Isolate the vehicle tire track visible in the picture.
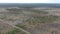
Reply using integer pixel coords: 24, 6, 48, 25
0, 20, 31, 34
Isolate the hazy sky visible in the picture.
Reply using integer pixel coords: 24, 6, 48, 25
0, 0, 60, 3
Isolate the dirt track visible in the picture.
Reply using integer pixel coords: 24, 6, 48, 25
0, 20, 31, 34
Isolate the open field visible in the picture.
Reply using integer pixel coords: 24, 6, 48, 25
0, 7, 60, 34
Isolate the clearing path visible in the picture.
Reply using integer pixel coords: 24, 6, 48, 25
0, 20, 31, 34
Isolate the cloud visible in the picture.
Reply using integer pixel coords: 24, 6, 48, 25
51, 0, 60, 3
0, 0, 59, 3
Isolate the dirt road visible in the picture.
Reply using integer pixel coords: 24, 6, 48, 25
0, 20, 31, 34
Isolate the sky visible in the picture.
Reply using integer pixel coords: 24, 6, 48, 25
0, 0, 60, 3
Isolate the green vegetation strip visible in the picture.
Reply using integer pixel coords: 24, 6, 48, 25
26, 15, 58, 25
31, 10, 48, 14
16, 24, 26, 29
5, 29, 27, 34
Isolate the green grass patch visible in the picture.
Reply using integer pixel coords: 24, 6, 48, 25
5, 29, 27, 34
26, 15, 58, 25
16, 24, 26, 29
31, 10, 48, 14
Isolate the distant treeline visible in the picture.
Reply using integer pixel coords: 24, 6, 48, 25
0, 3, 60, 8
